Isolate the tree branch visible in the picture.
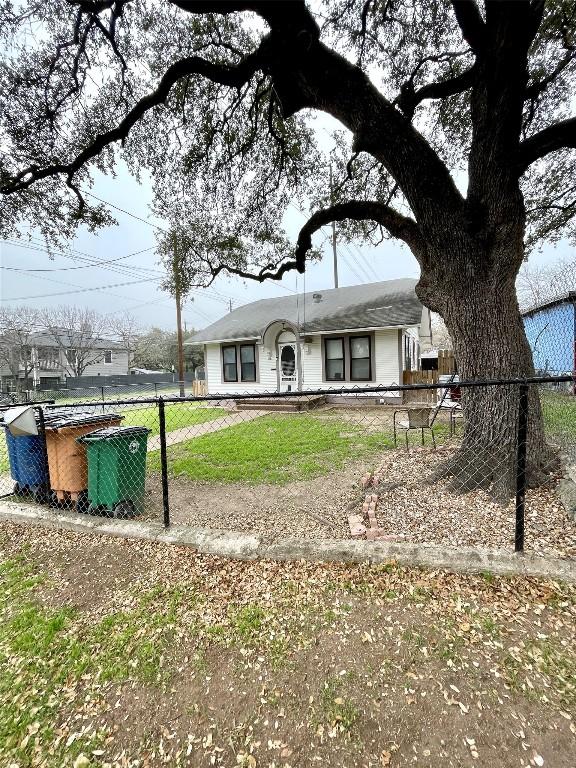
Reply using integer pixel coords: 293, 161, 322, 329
397, 64, 476, 119
295, 201, 426, 267
518, 116, 576, 171
1, 48, 264, 195
451, 0, 486, 53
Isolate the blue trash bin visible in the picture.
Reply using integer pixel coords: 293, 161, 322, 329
1, 406, 74, 503
3, 428, 49, 502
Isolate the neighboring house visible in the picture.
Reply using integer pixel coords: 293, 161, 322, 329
522, 292, 576, 375
186, 279, 431, 394
0, 330, 129, 389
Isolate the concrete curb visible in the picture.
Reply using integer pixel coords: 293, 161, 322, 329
1, 500, 575, 583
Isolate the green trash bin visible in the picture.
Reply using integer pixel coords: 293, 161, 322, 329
77, 426, 151, 518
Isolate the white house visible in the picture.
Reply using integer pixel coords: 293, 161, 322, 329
186, 279, 431, 395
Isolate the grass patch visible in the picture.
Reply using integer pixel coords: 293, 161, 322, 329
0, 431, 8, 475
0, 556, 179, 765
149, 413, 393, 484
318, 678, 359, 736
120, 402, 225, 436
502, 638, 576, 706
232, 604, 267, 639
541, 390, 576, 440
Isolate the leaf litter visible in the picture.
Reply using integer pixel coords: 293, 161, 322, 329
0, 522, 574, 767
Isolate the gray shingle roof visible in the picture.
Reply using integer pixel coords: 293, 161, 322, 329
188, 278, 422, 344
29, 330, 124, 349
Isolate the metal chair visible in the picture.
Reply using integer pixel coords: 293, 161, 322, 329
393, 406, 436, 449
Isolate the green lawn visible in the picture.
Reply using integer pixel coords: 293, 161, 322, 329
541, 390, 576, 440
119, 403, 225, 436
149, 413, 395, 484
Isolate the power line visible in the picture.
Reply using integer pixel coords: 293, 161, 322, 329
0, 242, 158, 272
4, 277, 157, 301
83, 191, 170, 233
350, 242, 380, 281
1, 239, 163, 283
342, 243, 373, 283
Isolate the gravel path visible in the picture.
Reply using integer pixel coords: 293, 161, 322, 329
147, 409, 268, 449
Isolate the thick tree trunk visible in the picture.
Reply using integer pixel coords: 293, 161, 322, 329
419, 267, 556, 499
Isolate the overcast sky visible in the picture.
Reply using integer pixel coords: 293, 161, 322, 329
1, 128, 572, 337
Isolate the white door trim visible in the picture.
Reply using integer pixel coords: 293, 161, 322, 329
278, 342, 298, 392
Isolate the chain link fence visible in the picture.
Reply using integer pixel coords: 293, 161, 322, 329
2, 380, 200, 404
0, 376, 575, 559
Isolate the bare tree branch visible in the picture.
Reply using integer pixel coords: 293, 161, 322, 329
295, 200, 425, 266
518, 116, 576, 171
396, 64, 477, 119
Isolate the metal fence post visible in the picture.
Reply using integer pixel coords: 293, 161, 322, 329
36, 405, 51, 504
515, 383, 529, 553
158, 397, 170, 528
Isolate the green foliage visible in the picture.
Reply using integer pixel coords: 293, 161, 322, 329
0, 0, 575, 269
133, 326, 204, 372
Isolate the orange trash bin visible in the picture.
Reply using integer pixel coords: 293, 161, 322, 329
45, 412, 123, 511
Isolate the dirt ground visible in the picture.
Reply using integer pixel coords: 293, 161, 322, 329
146, 456, 371, 541
145, 442, 576, 559
1, 523, 575, 768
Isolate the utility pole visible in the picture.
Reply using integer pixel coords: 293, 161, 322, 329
228, 299, 233, 313
329, 160, 339, 289
173, 234, 185, 398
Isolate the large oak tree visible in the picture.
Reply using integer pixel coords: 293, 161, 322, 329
1, 0, 575, 493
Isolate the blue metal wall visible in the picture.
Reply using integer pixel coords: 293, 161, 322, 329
523, 302, 574, 373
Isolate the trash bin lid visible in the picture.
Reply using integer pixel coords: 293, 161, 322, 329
45, 412, 123, 429
0, 405, 73, 427
77, 425, 151, 442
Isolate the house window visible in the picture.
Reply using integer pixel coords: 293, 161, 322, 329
350, 336, 371, 381
65, 348, 76, 366
222, 345, 238, 382
240, 344, 256, 382
325, 337, 345, 381
103, 350, 112, 364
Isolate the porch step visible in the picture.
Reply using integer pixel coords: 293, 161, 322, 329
234, 395, 326, 412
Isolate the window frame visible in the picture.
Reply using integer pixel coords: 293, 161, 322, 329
239, 343, 257, 382
222, 344, 238, 382
103, 350, 112, 364
324, 336, 345, 382
349, 335, 372, 382
65, 348, 76, 366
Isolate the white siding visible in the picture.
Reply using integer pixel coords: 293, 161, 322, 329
374, 329, 402, 385
301, 329, 400, 391
205, 343, 272, 394
205, 331, 402, 395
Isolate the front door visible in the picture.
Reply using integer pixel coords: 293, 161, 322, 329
278, 343, 298, 392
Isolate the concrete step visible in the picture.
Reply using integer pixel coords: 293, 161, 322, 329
234, 395, 326, 412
